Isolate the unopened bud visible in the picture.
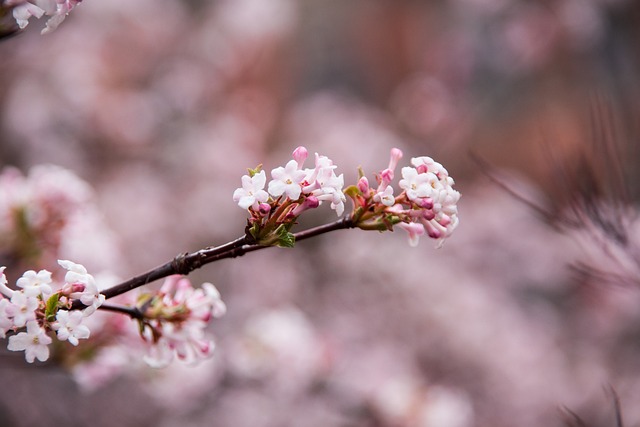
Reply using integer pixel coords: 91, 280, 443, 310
357, 176, 370, 194
292, 146, 308, 168
258, 203, 271, 216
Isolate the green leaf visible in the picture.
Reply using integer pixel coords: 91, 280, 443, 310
274, 224, 295, 248
247, 164, 263, 177
45, 293, 60, 322
344, 185, 361, 198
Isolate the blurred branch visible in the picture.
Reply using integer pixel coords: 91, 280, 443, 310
98, 303, 144, 320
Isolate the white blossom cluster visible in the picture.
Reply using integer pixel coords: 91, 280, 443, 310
396, 156, 461, 245
233, 146, 346, 216
0, 260, 103, 363
139, 275, 227, 368
355, 148, 460, 246
7, 0, 82, 34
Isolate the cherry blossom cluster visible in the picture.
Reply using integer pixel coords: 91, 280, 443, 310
136, 275, 227, 368
233, 146, 346, 246
0, 260, 103, 363
5, 0, 82, 34
346, 148, 460, 246
234, 146, 460, 247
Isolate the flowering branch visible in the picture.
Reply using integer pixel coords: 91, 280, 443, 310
0, 146, 460, 369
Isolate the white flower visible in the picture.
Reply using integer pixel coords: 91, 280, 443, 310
268, 160, 306, 200
143, 321, 214, 368
59, 260, 105, 315
9, 292, 38, 328
410, 156, 448, 178
398, 167, 439, 202
12, 2, 45, 29
11, 0, 81, 34
0, 298, 14, 338
233, 170, 269, 210
185, 282, 227, 321
143, 336, 175, 369
397, 222, 425, 247
53, 310, 90, 346
302, 154, 346, 216
374, 185, 395, 207
0, 266, 14, 298
202, 282, 227, 319
58, 259, 91, 284
7, 320, 52, 363
16, 269, 52, 298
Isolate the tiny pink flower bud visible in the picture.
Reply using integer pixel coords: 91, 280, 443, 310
258, 203, 271, 216
291, 195, 320, 217
422, 221, 442, 239
71, 283, 86, 293
388, 148, 403, 171
380, 168, 394, 185
422, 209, 435, 221
416, 165, 429, 174
437, 214, 451, 227
418, 197, 434, 209
292, 146, 308, 168
357, 176, 370, 194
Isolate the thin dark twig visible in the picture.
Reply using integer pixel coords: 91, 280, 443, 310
71, 217, 355, 309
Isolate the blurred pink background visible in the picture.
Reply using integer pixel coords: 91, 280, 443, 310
1, 0, 640, 426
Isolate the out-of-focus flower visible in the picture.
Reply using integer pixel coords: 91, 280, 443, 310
9, 0, 82, 34
137, 276, 226, 368
0, 164, 117, 274
227, 307, 327, 392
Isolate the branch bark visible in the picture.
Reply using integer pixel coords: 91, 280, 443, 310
84, 216, 354, 310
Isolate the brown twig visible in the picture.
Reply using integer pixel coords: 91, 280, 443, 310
76, 216, 355, 310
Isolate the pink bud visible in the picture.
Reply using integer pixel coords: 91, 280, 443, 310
304, 195, 320, 209
422, 209, 435, 221
290, 195, 320, 217
416, 165, 428, 174
258, 203, 271, 216
380, 168, 394, 184
437, 214, 451, 227
292, 146, 308, 168
357, 176, 370, 194
422, 221, 442, 239
418, 197, 434, 209
71, 283, 86, 293
388, 148, 403, 171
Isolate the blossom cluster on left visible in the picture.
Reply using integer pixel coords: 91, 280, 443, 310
0, 259, 102, 362
4, 0, 82, 34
